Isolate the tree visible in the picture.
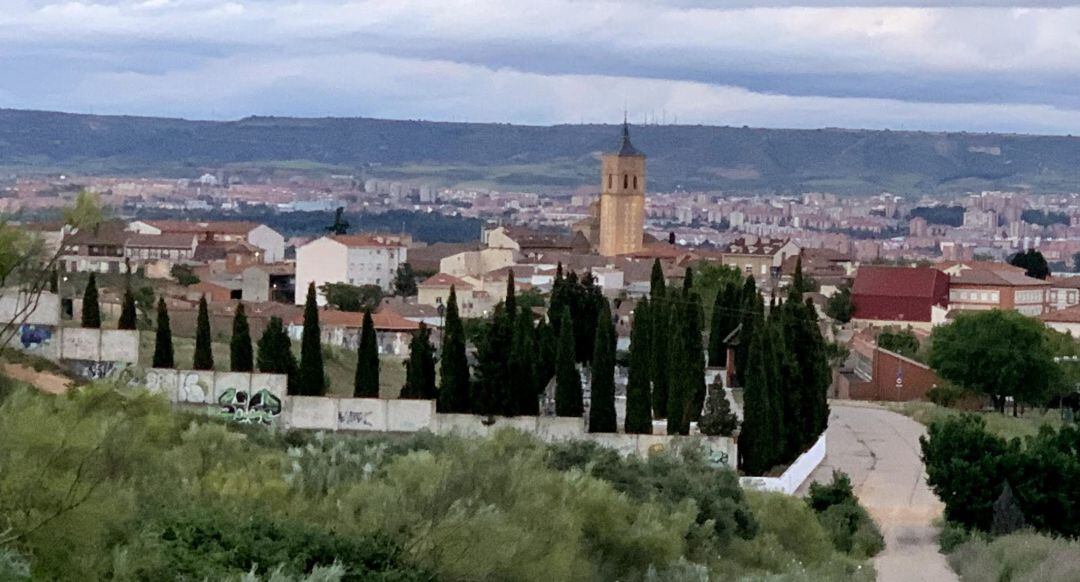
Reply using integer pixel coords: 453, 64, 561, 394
825, 286, 854, 323
929, 310, 1061, 414
81, 273, 100, 329
991, 481, 1026, 536
475, 301, 513, 415
1009, 248, 1050, 280
650, 259, 667, 299
437, 286, 471, 413
299, 282, 327, 396
258, 316, 299, 395
554, 308, 583, 417
1072, 251, 1080, 273
229, 303, 253, 372
354, 309, 380, 397
401, 323, 437, 399
739, 322, 778, 475
877, 327, 919, 358
699, 387, 739, 437
650, 260, 670, 418
193, 295, 214, 370
49, 268, 58, 294
171, 264, 199, 286
733, 277, 759, 387
320, 282, 383, 312
535, 317, 557, 391
326, 206, 350, 235
118, 286, 137, 330
625, 297, 652, 434
504, 269, 517, 322
509, 309, 539, 415
683, 266, 694, 293
667, 301, 695, 436
152, 297, 174, 368
393, 262, 418, 297
685, 290, 707, 420
589, 300, 617, 433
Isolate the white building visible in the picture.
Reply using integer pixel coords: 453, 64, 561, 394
295, 234, 408, 305
127, 220, 286, 263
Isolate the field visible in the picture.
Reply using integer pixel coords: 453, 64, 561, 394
885, 400, 1063, 441
136, 332, 407, 398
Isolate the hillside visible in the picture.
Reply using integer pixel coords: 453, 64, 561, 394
3, 109, 1080, 194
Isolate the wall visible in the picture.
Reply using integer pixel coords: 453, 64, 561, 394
0, 289, 61, 326
848, 347, 941, 402
277, 396, 738, 468
295, 237, 347, 305
144, 368, 288, 424
740, 432, 827, 494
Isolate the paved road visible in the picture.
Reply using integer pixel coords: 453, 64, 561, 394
799, 403, 958, 582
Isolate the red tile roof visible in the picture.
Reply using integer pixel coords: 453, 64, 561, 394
1041, 304, 1080, 323
419, 272, 473, 289
329, 234, 407, 248
143, 220, 261, 235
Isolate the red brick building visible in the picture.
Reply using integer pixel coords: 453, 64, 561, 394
836, 337, 942, 401
852, 266, 949, 326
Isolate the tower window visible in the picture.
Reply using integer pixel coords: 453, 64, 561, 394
623, 174, 629, 189
608, 174, 612, 189
633, 175, 638, 189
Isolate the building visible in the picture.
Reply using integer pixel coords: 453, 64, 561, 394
61, 221, 130, 274
720, 236, 800, 280
597, 122, 646, 256
127, 220, 285, 263
851, 266, 950, 327
947, 269, 1050, 316
294, 234, 408, 305
1048, 275, 1080, 312
1040, 304, 1080, 335
835, 336, 942, 401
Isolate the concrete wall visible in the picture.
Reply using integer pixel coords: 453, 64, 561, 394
0, 289, 61, 326
144, 368, 288, 424
740, 432, 827, 494
274, 397, 737, 468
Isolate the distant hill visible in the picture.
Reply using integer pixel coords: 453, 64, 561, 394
4, 109, 1080, 195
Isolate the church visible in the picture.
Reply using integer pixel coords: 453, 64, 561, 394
574, 122, 648, 257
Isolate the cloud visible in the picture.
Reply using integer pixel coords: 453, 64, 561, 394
2, 1, 1080, 132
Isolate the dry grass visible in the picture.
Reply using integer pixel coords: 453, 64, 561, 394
949, 532, 1080, 582
884, 400, 1062, 441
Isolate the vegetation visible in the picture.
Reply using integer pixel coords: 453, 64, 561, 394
554, 308, 583, 418
825, 286, 854, 323
229, 303, 254, 373
624, 297, 652, 434
118, 286, 138, 330
1009, 248, 1051, 280
908, 205, 964, 226
877, 327, 920, 359
257, 316, 300, 395
807, 472, 885, 559
0, 382, 876, 581
1022, 209, 1069, 227
400, 323, 436, 400
299, 283, 327, 396
192, 295, 214, 370
698, 387, 739, 437
81, 273, 101, 329
354, 310, 379, 398
588, 300, 617, 433
649, 260, 670, 419
436, 287, 470, 413
392, 263, 418, 297
320, 282, 383, 313
947, 532, 1080, 582
170, 263, 199, 286
151, 297, 174, 369
886, 400, 1062, 441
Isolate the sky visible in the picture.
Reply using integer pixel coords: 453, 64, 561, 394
5, 1, 1080, 133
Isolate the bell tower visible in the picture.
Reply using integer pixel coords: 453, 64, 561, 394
598, 119, 646, 256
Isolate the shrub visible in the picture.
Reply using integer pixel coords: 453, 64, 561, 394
698, 387, 739, 437
927, 384, 968, 407
948, 532, 1080, 582
807, 471, 855, 513
806, 471, 884, 559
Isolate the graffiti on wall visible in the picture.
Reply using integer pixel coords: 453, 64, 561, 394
217, 388, 282, 425
338, 409, 375, 429
178, 372, 211, 403
69, 360, 119, 380
19, 324, 53, 350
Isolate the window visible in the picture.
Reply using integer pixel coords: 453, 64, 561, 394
623, 174, 628, 189
633, 175, 638, 189
608, 174, 613, 189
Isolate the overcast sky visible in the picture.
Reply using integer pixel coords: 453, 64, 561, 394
5, 1, 1080, 133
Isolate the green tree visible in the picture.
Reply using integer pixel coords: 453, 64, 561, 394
298, 283, 326, 396
929, 310, 1061, 413
877, 327, 919, 358
258, 316, 299, 395
509, 309, 539, 415
685, 290, 707, 420
170, 264, 199, 286
401, 323, 437, 400
354, 309, 380, 397
650, 261, 670, 418
319, 282, 383, 312
504, 269, 517, 321
192, 295, 214, 370
81, 273, 100, 329
535, 317, 557, 390
824, 286, 854, 323
118, 286, 137, 330
589, 299, 617, 433
229, 303, 253, 372
1009, 248, 1051, 280
733, 277, 759, 387
699, 387, 739, 437
554, 308, 583, 417
152, 297, 174, 369
475, 301, 513, 415
393, 262, 418, 297
739, 321, 778, 475
437, 286, 471, 413
683, 266, 694, 293
625, 297, 653, 434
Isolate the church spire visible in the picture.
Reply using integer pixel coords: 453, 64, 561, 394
617, 115, 643, 157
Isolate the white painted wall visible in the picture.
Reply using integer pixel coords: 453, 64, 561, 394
295, 237, 348, 305
740, 432, 827, 494
248, 225, 286, 263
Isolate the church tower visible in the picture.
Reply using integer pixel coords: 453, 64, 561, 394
598, 120, 646, 256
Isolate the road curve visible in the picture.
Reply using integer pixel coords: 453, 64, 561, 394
799, 403, 958, 582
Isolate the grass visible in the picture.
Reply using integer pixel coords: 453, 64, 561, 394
885, 400, 1063, 441
137, 332, 406, 398
948, 531, 1080, 582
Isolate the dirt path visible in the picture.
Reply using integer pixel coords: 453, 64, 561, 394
2, 362, 73, 394
799, 403, 957, 582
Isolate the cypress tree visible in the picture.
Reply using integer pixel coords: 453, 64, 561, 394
152, 296, 174, 368
437, 286, 471, 413
230, 303, 254, 372
49, 268, 58, 294
625, 297, 653, 434
476, 301, 513, 415
401, 323, 437, 399
354, 309, 380, 397
504, 269, 517, 321
258, 316, 299, 395
509, 309, 539, 415
298, 282, 326, 396
764, 315, 789, 467
739, 322, 774, 475
733, 277, 759, 387
118, 286, 137, 330
686, 291, 708, 421
554, 307, 583, 417
193, 295, 214, 370
683, 266, 694, 293
667, 301, 692, 435
792, 255, 806, 294
707, 283, 730, 367
588, 299, 617, 433
549, 263, 566, 336
650, 259, 667, 298
535, 317, 557, 390
81, 273, 101, 328
776, 301, 803, 459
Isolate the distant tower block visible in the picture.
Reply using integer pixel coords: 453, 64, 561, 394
598, 121, 646, 257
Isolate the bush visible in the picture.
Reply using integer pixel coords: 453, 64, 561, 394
927, 384, 968, 407
807, 471, 855, 513
948, 531, 1080, 582
938, 521, 981, 554
698, 387, 739, 437
806, 471, 884, 559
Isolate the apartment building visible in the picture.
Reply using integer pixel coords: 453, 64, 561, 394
294, 234, 408, 305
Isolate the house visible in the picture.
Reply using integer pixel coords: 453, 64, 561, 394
947, 269, 1050, 316
242, 263, 296, 304
127, 220, 286, 263
720, 237, 800, 281
285, 307, 424, 356
851, 266, 950, 327
416, 272, 497, 318
484, 226, 591, 257
1048, 275, 1080, 312
1040, 304, 1080, 336
125, 233, 198, 278
61, 221, 129, 274
835, 335, 942, 401
439, 248, 515, 279
294, 234, 408, 305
